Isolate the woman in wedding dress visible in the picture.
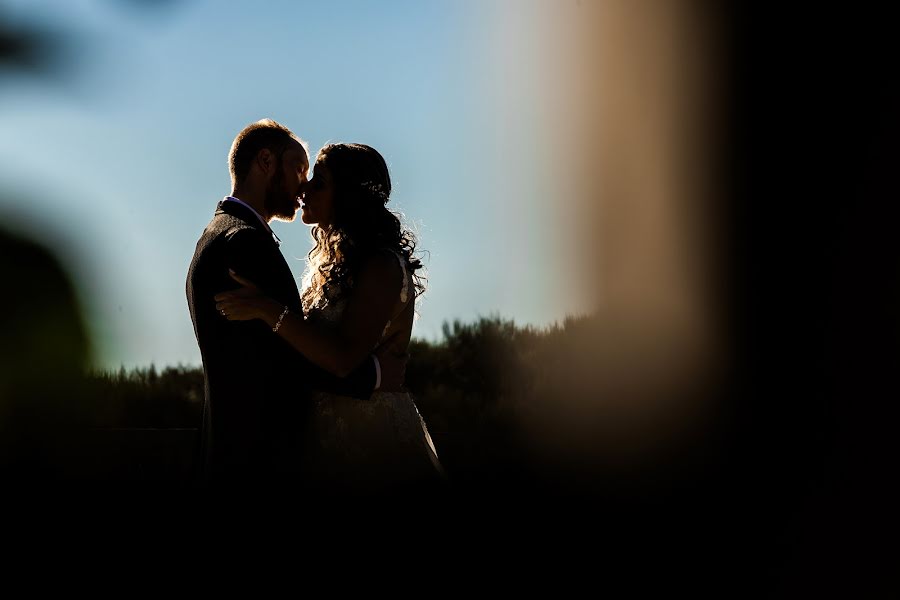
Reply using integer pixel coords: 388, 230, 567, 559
214, 142, 445, 493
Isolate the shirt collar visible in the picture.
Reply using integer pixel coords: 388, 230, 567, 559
222, 196, 281, 246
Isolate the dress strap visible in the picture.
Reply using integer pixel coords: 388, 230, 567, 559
381, 248, 409, 304
394, 251, 410, 304
379, 250, 412, 341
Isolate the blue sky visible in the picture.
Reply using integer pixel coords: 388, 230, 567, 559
0, 0, 592, 369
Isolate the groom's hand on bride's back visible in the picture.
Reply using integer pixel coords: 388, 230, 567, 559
375, 344, 409, 392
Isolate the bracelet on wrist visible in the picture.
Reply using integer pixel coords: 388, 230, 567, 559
273, 306, 290, 332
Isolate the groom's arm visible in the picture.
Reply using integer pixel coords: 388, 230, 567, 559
300, 345, 408, 399
306, 356, 379, 399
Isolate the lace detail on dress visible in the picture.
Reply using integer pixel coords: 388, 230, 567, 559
307, 387, 446, 489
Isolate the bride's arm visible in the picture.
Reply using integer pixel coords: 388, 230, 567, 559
215, 253, 403, 378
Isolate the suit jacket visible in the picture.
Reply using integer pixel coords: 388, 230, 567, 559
186, 200, 376, 487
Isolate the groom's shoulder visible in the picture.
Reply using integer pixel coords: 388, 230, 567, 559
192, 211, 271, 268
206, 212, 267, 245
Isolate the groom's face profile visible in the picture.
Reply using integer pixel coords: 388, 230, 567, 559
265, 141, 309, 222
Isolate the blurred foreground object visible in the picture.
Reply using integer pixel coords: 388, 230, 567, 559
0, 220, 93, 480
502, 0, 726, 473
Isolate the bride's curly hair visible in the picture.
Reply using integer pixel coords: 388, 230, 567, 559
301, 143, 425, 310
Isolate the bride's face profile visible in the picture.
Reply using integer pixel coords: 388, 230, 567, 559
301, 161, 336, 226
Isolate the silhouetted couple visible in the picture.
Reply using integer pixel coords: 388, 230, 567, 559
187, 119, 444, 495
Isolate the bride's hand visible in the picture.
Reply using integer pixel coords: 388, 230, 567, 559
214, 270, 281, 323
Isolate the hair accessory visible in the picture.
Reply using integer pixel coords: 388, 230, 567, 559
360, 180, 389, 202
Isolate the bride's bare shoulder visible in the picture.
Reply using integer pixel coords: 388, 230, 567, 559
359, 249, 405, 291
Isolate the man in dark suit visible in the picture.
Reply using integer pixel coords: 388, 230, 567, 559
187, 119, 390, 489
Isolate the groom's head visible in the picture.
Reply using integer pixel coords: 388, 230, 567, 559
228, 119, 309, 222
